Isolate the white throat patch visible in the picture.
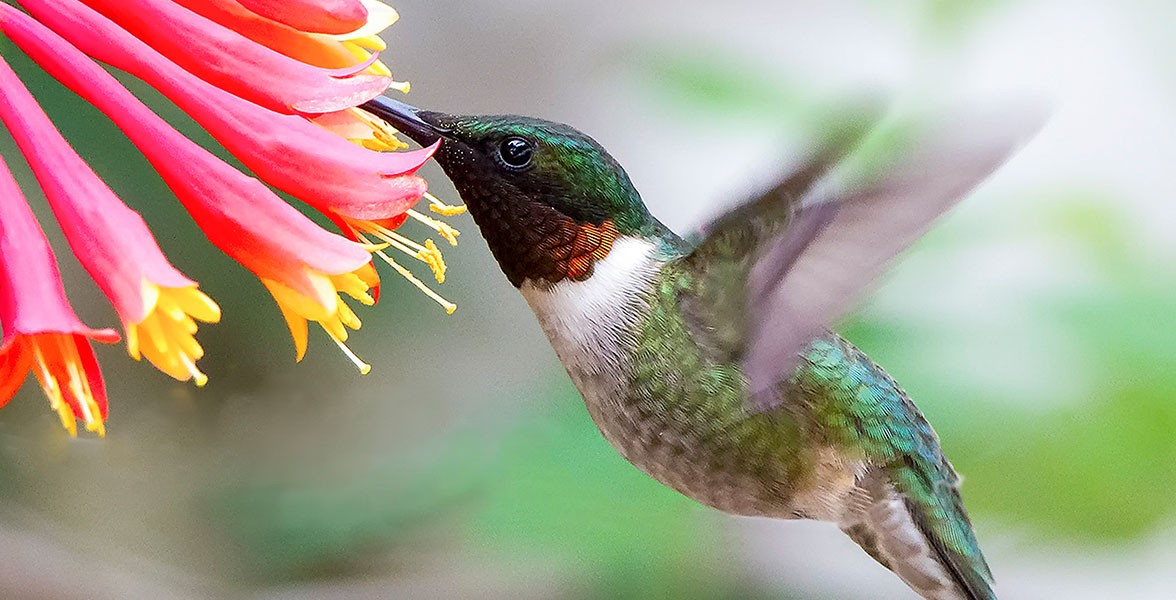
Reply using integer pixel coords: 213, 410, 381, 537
519, 236, 661, 378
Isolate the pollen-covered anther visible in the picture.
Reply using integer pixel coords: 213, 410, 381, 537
354, 221, 448, 283
407, 208, 460, 246
424, 192, 468, 217
370, 249, 457, 315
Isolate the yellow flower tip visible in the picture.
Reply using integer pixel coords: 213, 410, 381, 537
390, 80, 411, 94
348, 34, 387, 53
419, 239, 447, 283
365, 61, 393, 78
53, 400, 78, 438
125, 326, 142, 361
428, 203, 468, 217
263, 266, 378, 369
130, 284, 218, 385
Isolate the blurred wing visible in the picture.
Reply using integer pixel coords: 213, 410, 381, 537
682, 109, 1045, 412
678, 115, 880, 361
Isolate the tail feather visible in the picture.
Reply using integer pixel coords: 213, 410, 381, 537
840, 473, 995, 600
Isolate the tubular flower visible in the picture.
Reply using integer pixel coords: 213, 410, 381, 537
15, 0, 460, 308
0, 0, 463, 434
0, 53, 220, 385
0, 157, 119, 436
18, 0, 434, 238
1, 7, 381, 365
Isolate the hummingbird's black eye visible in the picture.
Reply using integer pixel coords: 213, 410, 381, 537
498, 137, 534, 169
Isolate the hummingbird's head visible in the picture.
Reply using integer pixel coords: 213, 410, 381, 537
362, 97, 658, 288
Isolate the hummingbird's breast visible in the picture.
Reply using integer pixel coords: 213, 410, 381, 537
519, 236, 835, 518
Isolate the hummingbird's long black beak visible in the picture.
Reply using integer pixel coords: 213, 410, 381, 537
360, 96, 448, 146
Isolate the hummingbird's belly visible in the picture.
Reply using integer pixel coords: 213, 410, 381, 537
520, 236, 857, 520
568, 366, 811, 520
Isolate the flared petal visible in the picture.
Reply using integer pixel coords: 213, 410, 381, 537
0, 156, 119, 346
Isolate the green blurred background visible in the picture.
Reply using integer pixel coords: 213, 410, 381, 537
1, 0, 1174, 598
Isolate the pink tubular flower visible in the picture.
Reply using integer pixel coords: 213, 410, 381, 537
0, 5, 382, 370
0, 53, 220, 386
73, 0, 391, 114
0, 0, 463, 434
19, 0, 436, 235
0, 157, 120, 437
8, 0, 458, 308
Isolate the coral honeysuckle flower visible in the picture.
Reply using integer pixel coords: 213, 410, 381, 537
73, 0, 391, 114
0, 0, 456, 434
0, 7, 382, 372
0, 157, 120, 437
0, 53, 220, 386
7, 1, 458, 309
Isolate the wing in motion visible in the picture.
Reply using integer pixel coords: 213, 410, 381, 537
682, 107, 1045, 411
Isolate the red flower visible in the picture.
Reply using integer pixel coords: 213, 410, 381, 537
0, 157, 119, 436
0, 50, 220, 386
0, 0, 463, 434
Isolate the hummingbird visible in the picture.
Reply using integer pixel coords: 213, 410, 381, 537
362, 96, 1036, 600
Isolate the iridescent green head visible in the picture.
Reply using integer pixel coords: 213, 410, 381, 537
362, 97, 658, 287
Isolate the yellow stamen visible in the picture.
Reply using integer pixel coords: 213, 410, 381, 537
424, 192, 468, 217
347, 107, 409, 151
407, 208, 461, 246
62, 351, 102, 435
329, 329, 371, 375
356, 226, 448, 283
25, 335, 108, 437
127, 283, 220, 387
30, 341, 77, 437
371, 249, 456, 314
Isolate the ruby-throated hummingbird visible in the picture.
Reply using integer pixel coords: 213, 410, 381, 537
363, 96, 1036, 600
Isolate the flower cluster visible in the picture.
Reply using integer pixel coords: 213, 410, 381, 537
0, 0, 460, 436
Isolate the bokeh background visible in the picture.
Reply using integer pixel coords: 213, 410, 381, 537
1, 0, 1175, 598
